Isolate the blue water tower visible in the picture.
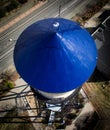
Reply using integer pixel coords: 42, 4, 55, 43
14, 18, 97, 102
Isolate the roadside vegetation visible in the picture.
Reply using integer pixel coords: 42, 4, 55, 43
0, 70, 19, 96
0, 0, 46, 19
0, 0, 28, 18
72, 0, 110, 25
0, 79, 14, 95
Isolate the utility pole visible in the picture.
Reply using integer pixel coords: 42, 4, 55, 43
59, 5, 61, 17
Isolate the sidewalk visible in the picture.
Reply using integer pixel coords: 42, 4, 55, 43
0, 0, 47, 33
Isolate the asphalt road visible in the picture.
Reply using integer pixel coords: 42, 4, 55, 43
0, 0, 90, 72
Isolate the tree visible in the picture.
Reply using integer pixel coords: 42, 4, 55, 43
6, 0, 19, 12
0, 7, 6, 18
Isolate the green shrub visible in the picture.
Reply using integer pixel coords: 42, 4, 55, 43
5, 81, 14, 89
0, 80, 14, 94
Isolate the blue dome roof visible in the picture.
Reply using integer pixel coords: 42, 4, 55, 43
14, 18, 97, 93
